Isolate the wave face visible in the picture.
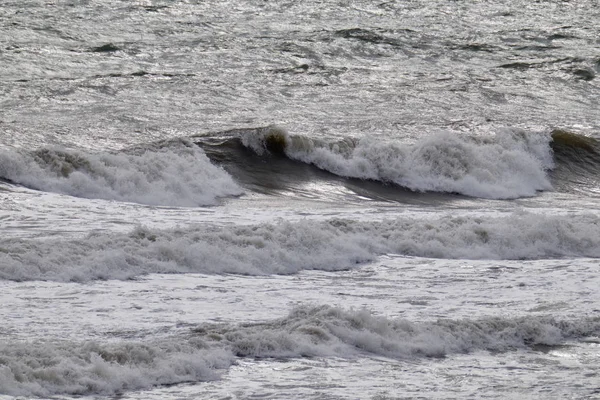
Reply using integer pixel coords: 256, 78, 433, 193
235, 126, 554, 199
2, 305, 598, 397
0, 140, 242, 206
549, 129, 600, 194
4, 128, 596, 205
2, 212, 599, 282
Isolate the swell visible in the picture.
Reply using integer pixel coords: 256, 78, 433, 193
2, 304, 598, 397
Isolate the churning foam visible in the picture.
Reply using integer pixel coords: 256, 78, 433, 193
1, 304, 598, 397
195, 304, 600, 359
0, 140, 243, 206
2, 211, 599, 282
241, 127, 555, 199
0, 339, 233, 397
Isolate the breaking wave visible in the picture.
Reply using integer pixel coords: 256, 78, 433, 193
2, 211, 600, 282
196, 304, 600, 359
4, 127, 596, 205
1, 305, 598, 397
0, 140, 242, 206
234, 126, 554, 199
0, 338, 233, 397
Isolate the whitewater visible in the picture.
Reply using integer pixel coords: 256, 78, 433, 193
1, 0, 599, 399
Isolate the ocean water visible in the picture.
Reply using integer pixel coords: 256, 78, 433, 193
1, 0, 599, 399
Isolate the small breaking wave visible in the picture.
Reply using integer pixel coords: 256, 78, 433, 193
195, 305, 600, 359
1, 305, 598, 397
2, 211, 600, 282
0, 140, 243, 206
235, 126, 554, 199
0, 338, 233, 397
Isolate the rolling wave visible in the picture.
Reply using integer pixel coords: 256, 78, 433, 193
0, 139, 242, 206
197, 126, 600, 200
198, 126, 554, 200
2, 212, 599, 282
0, 338, 232, 397
196, 304, 600, 359
2, 127, 597, 205
2, 304, 598, 397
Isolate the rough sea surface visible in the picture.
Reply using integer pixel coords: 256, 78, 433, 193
1, 1, 599, 399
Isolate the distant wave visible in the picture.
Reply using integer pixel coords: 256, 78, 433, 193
2, 211, 600, 282
204, 126, 555, 200
0, 139, 243, 206
2, 304, 598, 397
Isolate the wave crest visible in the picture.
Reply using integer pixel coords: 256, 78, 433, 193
1, 212, 599, 282
196, 305, 600, 359
3, 305, 597, 396
0, 140, 243, 206
238, 127, 554, 199
0, 339, 232, 397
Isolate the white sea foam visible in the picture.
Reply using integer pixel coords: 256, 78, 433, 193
0, 140, 243, 206
197, 305, 600, 359
242, 127, 555, 199
0, 339, 233, 397
1, 305, 598, 397
1, 211, 599, 282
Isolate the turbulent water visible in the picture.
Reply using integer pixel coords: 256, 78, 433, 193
1, 1, 600, 399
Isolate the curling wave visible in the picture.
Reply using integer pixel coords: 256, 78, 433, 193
232, 126, 555, 199
0, 140, 243, 206
549, 129, 600, 194
197, 126, 600, 200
